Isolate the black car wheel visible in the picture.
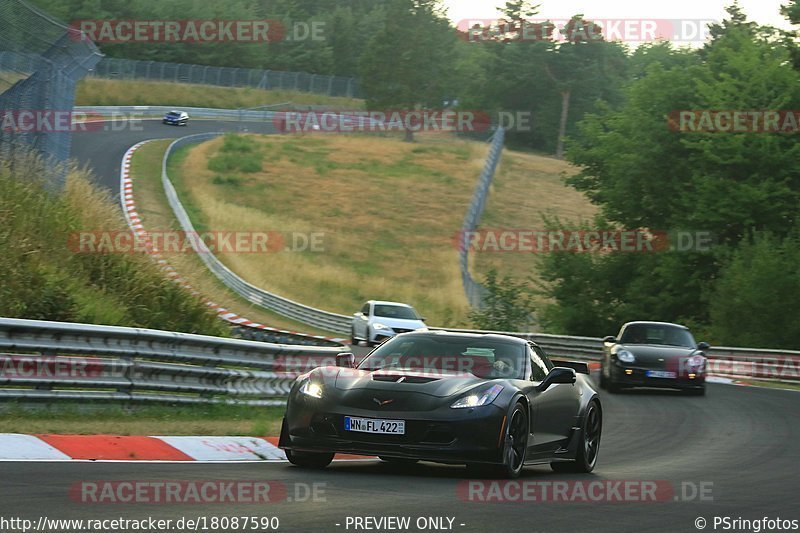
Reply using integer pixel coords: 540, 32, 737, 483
285, 449, 334, 469
465, 403, 529, 479
551, 399, 601, 473
495, 402, 529, 478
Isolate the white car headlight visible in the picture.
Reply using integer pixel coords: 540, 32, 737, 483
451, 384, 504, 409
687, 355, 706, 368
616, 349, 635, 363
372, 323, 391, 331
300, 379, 323, 398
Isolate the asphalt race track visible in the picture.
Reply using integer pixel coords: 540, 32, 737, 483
13, 119, 793, 533
70, 119, 279, 194
1, 385, 798, 532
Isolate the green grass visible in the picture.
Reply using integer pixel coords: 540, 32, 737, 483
130, 140, 342, 337
0, 150, 227, 335
166, 132, 596, 327
76, 78, 364, 109
0, 402, 285, 436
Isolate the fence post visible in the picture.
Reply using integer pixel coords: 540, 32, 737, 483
0, 0, 101, 190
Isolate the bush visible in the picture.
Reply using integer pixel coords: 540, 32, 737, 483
469, 269, 537, 331
208, 135, 263, 173
710, 233, 800, 349
219, 134, 256, 153
0, 152, 228, 336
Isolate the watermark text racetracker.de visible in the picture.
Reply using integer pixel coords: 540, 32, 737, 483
69, 231, 326, 254
71, 19, 326, 43
458, 480, 714, 503
453, 229, 716, 254
457, 18, 715, 43
0, 110, 145, 133
274, 109, 533, 133
669, 110, 800, 134
70, 480, 324, 504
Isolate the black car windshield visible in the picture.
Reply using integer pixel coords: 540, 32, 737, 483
619, 324, 696, 348
166, 112, 181, 117
358, 334, 526, 379
373, 304, 419, 320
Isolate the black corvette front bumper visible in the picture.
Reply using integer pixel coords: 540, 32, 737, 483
279, 398, 508, 464
609, 364, 705, 390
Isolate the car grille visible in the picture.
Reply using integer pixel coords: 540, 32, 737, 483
337, 390, 440, 411
392, 328, 415, 334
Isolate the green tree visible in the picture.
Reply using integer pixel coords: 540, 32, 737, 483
568, 23, 800, 244
783, 0, 800, 23
358, 0, 459, 141
710, 232, 800, 349
542, 7, 800, 341
463, 12, 628, 154
469, 269, 537, 331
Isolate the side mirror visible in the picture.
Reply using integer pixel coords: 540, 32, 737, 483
420, 317, 427, 322
603, 336, 616, 344
697, 341, 710, 351
536, 367, 576, 392
336, 352, 355, 368
353, 312, 362, 318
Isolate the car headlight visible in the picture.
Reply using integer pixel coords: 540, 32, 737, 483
687, 355, 706, 368
616, 349, 635, 363
372, 323, 391, 331
299, 379, 323, 399
451, 384, 504, 409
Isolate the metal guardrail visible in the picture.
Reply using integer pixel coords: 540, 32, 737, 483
119, 139, 347, 347
0, 317, 795, 408
0, 318, 343, 405
459, 127, 505, 308
91, 57, 361, 99
76, 104, 282, 123
75, 105, 381, 132
161, 133, 354, 335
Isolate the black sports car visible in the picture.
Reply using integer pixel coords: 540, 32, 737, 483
279, 330, 601, 478
600, 321, 709, 395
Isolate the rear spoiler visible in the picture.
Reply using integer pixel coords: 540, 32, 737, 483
550, 359, 590, 375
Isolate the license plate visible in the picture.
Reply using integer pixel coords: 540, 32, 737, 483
646, 370, 676, 379
344, 416, 405, 435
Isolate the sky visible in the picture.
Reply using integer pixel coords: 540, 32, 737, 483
443, 0, 794, 43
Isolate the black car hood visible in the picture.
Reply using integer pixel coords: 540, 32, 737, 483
621, 344, 698, 364
329, 367, 490, 398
